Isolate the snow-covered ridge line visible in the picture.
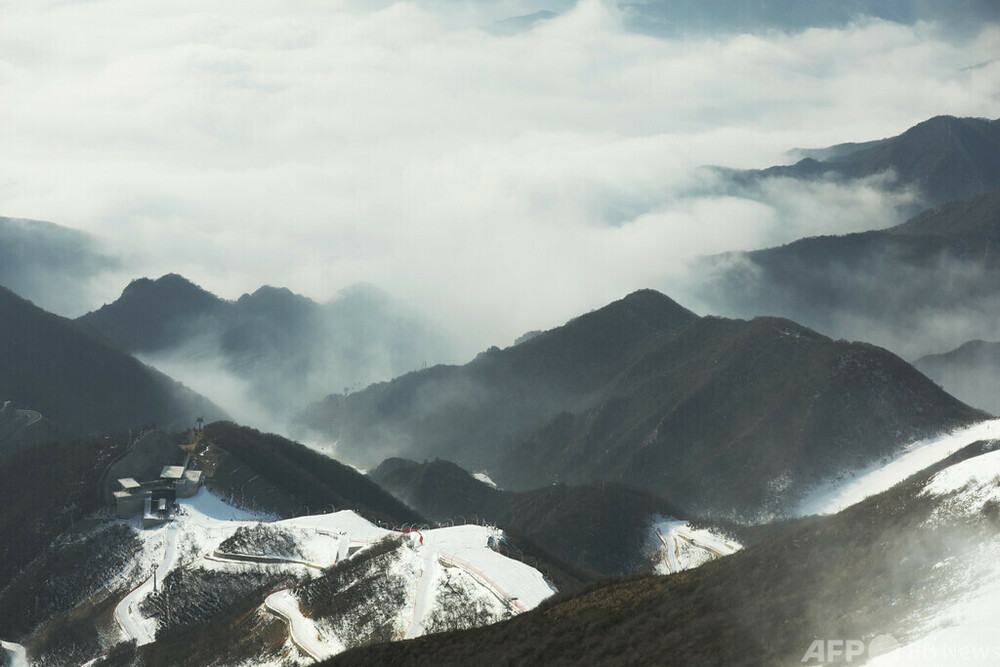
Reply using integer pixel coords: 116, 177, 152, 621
867, 436, 1000, 665
795, 419, 1000, 516
923, 446, 1000, 498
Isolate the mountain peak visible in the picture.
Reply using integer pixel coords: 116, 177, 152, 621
734, 115, 1000, 206
235, 285, 316, 321
119, 273, 213, 302
78, 274, 224, 351
619, 288, 697, 313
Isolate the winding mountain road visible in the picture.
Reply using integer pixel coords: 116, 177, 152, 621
265, 588, 341, 661
114, 524, 180, 645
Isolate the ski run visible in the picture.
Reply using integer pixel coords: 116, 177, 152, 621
86, 488, 555, 664
795, 418, 1000, 516
651, 518, 741, 574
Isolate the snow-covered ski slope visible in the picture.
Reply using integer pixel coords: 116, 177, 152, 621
114, 523, 180, 645
275, 522, 554, 658
865, 445, 1000, 666
651, 518, 740, 574
105, 488, 554, 664
795, 419, 1000, 516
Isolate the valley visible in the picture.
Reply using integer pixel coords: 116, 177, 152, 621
2, 3, 1000, 662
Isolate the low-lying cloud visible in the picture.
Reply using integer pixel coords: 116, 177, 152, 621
2, 0, 999, 357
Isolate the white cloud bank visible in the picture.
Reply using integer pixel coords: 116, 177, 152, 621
1, 0, 999, 353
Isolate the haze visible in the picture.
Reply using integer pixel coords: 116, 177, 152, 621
2, 0, 998, 358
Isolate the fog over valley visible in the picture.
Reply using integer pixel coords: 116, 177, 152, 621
3, 0, 998, 355
4, 3, 1000, 665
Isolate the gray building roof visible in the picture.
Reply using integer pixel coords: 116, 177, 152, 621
160, 465, 185, 480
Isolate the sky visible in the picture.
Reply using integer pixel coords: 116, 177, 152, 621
2, 0, 999, 356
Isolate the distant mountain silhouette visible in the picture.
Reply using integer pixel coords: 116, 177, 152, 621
370, 457, 686, 575
698, 188, 1000, 359
0, 286, 223, 436
915, 340, 1000, 416
622, 2, 1000, 39
298, 290, 982, 517
78, 275, 455, 423
720, 116, 1000, 208
0, 216, 119, 317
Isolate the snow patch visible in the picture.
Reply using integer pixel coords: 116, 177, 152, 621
795, 419, 1000, 516
919, 446, 1000, 525
1, 641, 27, 667
923, 447, 1000, 497
867, 536, 1000, 666
473, 471, 499, 489
650, 517, 740, 575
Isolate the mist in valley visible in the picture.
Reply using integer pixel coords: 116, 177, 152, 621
1, 0, 999, 435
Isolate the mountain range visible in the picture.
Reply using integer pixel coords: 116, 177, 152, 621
717, 116, 1000, 210
698, 186, 1000, 364
76, 274, 455, 427
328, 431, 1000, 666
370, 457, 687, 576
914, 339, 1000, 415
5, 110, 1000, 665
297, 289, 983, 518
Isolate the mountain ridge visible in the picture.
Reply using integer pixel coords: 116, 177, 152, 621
77, 274, 455, 426
0, 285, 224, 437
297, 289, 984, 517
722, 115, 1000, 208
698, 187, 1000, 360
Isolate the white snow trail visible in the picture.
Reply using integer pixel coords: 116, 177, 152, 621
795, 419, 1000, 516
114, 522, 180, 645
404, 538, 439, 638
264, 587, 342, 662
1, 640, 27, 667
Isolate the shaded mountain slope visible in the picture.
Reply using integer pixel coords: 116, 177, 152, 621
0, 286, 223, 436
298, 290, 981, 517
0, 432, 133, 595
495, 315, 982, 516
295, 290, 699, 468
370, 458, 686, 575
0, 400, 66, 460
76, 273, 226, 352
724, 116, 1000, 207
326, 440, 1000, 666
699, 188, 1000, 359
200, 422, 423, 527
